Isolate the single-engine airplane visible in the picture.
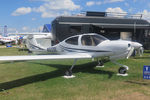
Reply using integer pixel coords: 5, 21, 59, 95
0, 33, 143, 77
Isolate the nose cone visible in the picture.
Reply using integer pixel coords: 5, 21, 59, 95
108, 40, 131, 52
131, 42, 142, 50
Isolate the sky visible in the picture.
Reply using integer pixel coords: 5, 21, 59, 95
0, 0, 150, 33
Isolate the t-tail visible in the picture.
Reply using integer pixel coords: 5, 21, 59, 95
25, 35, 49, 54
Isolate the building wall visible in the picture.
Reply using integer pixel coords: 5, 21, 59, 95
51, 16, 150, 49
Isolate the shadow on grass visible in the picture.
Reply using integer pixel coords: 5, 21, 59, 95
0, 61, 114, 91
133, 56, 150, 59
31, 61, 114, 78
18, 48, 29, 52
125, 80, 150, 86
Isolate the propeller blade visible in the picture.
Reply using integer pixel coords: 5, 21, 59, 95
127, 47, 134, 59
138, 47, 144, 57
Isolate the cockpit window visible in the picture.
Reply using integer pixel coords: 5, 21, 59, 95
81, 35, 107, 46
81, 35, 93, 46
65, 36, 78, 45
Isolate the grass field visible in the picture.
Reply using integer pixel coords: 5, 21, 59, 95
0, 48, 150, 100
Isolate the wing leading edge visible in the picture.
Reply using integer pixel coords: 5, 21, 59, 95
0, 53, 92, 61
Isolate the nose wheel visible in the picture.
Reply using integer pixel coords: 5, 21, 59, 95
117, 66, 128, 76
118, 67, 127, 74
112, 61, 129, 76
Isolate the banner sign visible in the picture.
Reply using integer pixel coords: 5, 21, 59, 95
143, 66, 150, 79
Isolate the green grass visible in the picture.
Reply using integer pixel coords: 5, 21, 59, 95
0, 48, 150, 100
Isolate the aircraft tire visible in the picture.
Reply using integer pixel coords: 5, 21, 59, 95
65, 70, 72, 76
118, 67, 127, 74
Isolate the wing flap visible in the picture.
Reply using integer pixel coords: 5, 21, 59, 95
0, 54, 92, 61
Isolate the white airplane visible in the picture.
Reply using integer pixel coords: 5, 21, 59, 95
0, 33, 143, 77
0, 35, 19, 45
9, 32, 53, 52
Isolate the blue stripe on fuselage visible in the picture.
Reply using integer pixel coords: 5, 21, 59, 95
59, 45, 111, 53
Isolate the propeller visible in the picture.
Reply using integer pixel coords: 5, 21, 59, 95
129, 41, 144, 57
138, 47, 144, 57
127, 46, 134, 59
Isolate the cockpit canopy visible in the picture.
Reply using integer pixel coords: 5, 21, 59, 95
81, 34, 107, 46
65, 33, 108, 46
65, 36, 78, 45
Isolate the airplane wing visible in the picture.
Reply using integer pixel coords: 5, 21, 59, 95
0, 53, 92, 61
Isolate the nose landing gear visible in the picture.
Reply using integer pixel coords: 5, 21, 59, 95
112, 61, 129, 76
118, 67, 127, 74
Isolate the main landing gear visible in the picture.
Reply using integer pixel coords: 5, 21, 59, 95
96, 60, 104, 68
63, 59, 77, 78
112, 61, 129, 76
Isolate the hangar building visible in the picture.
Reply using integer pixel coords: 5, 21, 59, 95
47, 12, 150, 49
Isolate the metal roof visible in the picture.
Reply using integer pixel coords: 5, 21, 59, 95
54, 16, 150, 29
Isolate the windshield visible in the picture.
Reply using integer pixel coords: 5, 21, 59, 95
65, 36, 79, 45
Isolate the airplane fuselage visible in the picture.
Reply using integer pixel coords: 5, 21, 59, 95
47, 33, 136, 60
